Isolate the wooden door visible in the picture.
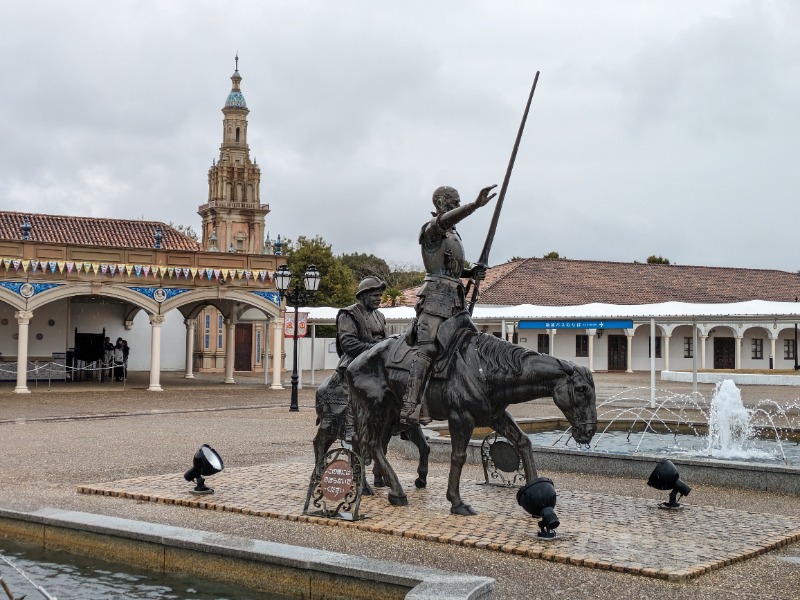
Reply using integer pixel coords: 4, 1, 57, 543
713, 338, 735, 369
234, 324, 253, 371
608, 335, 627, 371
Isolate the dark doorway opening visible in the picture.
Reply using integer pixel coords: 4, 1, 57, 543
714, 337, 735, 370
608, 335, 627, 371
234, 324, 253, 371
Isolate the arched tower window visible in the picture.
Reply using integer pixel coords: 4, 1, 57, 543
235, 127, 240, 143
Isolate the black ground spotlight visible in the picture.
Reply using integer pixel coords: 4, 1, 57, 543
184, 444, 224, 495
647, 458, 691, 509
516, 477, 560, 538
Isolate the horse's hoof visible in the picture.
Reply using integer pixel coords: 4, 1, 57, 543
414, 477, 427, 489
373, 475, 385, 488
388, 493, 408, 507
450, 503, 478, 516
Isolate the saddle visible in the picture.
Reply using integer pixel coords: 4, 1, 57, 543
387, 310, 478, 378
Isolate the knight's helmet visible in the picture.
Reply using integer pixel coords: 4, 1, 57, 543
432, 186, 460, 214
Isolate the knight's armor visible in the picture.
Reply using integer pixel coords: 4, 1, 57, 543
416, 219, 468, 320
401, 212, 469, 426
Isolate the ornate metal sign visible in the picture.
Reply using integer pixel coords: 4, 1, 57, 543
480, 432, 525, 487
304, 447, 368, 521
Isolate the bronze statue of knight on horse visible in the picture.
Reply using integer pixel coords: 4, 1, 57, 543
314, 183, 597, 516
315, 73, 596, 515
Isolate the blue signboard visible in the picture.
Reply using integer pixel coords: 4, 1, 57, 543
518, 319, 633, 330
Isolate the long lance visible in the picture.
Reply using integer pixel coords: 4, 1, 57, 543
468, 71, 540, 315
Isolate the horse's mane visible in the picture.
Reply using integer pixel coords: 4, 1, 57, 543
471, 332, 536, 376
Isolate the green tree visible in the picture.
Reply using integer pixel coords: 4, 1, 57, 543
339, 252, 391, 283
284, 235, 356, 307
543, 251, 562, 259
646, 255, 671, 265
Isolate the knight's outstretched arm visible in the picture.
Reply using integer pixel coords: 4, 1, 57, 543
436, 185, 497, 231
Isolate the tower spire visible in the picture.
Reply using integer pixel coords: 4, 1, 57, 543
235, 52, 239, 72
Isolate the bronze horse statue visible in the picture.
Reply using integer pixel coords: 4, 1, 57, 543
346, 319, 598, 516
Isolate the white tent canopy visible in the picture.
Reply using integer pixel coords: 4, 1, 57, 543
301, 300, 800, 324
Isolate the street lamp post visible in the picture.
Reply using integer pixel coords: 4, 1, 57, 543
274, 264, 321, 411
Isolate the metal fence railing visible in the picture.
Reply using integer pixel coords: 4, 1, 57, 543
0, 360, 128, 389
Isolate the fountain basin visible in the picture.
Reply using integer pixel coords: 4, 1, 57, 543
0, 507, 494, 600
398, 418, 800, 496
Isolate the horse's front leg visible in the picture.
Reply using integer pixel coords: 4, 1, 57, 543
447, 415, 477, 515
492, 409, 537, 481
403, 425, 430, 488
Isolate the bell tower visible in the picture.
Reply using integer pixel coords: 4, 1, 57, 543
198, 55, 269, 253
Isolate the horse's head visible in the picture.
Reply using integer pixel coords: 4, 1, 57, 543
551, 360, 597, 445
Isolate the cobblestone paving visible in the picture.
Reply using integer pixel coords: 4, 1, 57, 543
78, 462, 800, 581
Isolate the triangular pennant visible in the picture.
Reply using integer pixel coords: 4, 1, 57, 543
92, 263, 99, 275
143, 265, 150, 277
21, 260, 30, 272
221, 269, 229, 280
213, 269, 221, 280
135, 265, 142, 277
167, 267, 175, 278
259, 270, 267, 282
66, 261, 74, 274
30, 260, 39, 273
110, 264, 117, 275
100, 264, 108, 275
12, 259, 20, 271
84, 263, 92, 273
244, 270, 251, 281
206, 268, 213, 280
49, 261, 57, 274
3, 259, 10, 270
189, 268, 197, 279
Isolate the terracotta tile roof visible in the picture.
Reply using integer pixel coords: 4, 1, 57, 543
395, 259, 527, 307
397, 258, 800, 306
0, 211, 200, 251
478, 258, 800, 305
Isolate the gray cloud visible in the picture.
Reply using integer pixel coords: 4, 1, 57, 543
1, 1, 798, 272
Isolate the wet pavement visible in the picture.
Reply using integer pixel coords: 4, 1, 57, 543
2, 370, 800, 598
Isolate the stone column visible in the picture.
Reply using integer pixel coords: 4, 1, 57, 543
14, 310, 33, 394
588, 332, 595, 372
271, 318, 284, 389
700, 335, 708, 370
663, 334, 671, 371
548, 329, 556, 356
770, 338, 776, 369
735, 335, 742, 370
184, 318, 196, 378
148, 314, 165, 392
626, 334, 634, 373
224, 317, 236, 384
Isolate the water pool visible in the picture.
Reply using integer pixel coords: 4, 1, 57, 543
0, 538, 292, 600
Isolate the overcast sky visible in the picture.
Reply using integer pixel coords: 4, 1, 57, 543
2, 1, 798, 272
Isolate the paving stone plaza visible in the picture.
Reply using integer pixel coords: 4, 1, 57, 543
2, 371, 800, 598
